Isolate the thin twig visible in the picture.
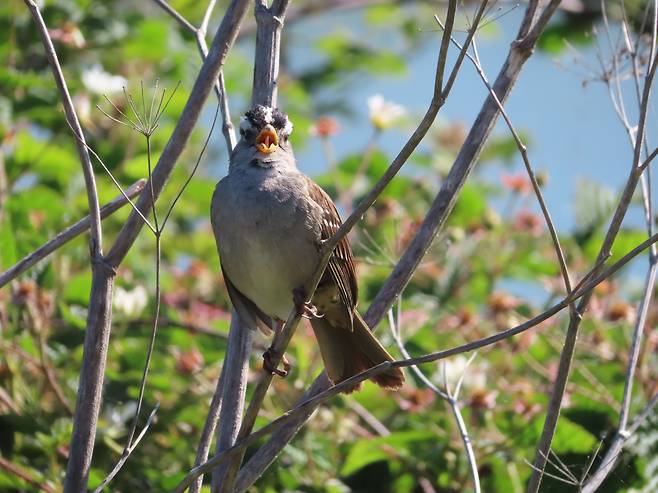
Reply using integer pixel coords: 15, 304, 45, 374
174, 227, 658, 492
220, 1, 467, 489
65, 125, 156, 233
153, 0, 237, 150
91, 405, 160, 493
527, 25, 658, 493
466, 34, 575, 317
388, 305, 481, 493
582, 393, 658, 492
0, 180, 146, 289
0, 457, 55, 493
152, 0, 196, 32
228, 2, 566, 489
162, 102, 220, 229
189, 368, 225, 493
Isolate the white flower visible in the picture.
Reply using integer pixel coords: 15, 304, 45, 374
81, 65, 127, 95
367, 94, 406, 130
113, 285, 148, 317
434, 355, 487, 391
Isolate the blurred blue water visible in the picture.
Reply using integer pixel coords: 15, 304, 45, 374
284, 8, 652, 231
210, 6, 656, 292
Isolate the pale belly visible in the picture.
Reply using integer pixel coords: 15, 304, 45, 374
213, 168, 320, 320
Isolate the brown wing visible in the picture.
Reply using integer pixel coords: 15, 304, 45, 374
304, 176, 358, 315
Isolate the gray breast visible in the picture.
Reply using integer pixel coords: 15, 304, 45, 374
212, 166, 321, 320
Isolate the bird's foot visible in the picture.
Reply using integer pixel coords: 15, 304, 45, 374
262, 347, 291, 377
293, 287, 324, 319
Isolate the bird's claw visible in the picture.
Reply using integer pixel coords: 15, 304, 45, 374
262, 348, 291, 377
293, 287, 324, 319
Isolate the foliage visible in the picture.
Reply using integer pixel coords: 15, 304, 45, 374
0, 1, 656, 492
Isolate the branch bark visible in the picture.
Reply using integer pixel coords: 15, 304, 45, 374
35, 0, 250, 489
526, 45, 658, 493
173, 222, 658, 491
210, 314, 253, 492
20, 3, 115, 491
0, 179, 145, 289
227, 1, 563, 488
211, 2, 291, 491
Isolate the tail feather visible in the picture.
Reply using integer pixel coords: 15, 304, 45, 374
310, 311, 404, 393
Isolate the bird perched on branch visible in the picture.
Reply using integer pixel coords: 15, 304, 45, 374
211, 105, 404, 393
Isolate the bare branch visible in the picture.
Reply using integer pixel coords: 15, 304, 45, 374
189, 368, 225, 493
0, 180, 145, 289
200, 0, 218, 37
152, 0, 237, 150
388, 306, 480, 492
21, 3, 119, 491
527, 32, 658, 493
212, 2, 293, 489
175, 225, 658, 492
228, 2, 565, 488
22, 0, 102, 256
91, 404, 160, 493
251, 0, 291, 107
210, 316, 253, 492
582, 393, 658, 492
152, 0, 196, 32
106, 0, 250, 268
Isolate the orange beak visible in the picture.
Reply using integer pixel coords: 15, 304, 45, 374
255, 125, 279, 154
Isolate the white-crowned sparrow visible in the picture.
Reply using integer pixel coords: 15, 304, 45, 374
211, 105, 404, 392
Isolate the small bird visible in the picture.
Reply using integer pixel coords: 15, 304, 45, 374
211, 105, 404, 393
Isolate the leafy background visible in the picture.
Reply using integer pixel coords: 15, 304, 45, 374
0, 0, 657, 492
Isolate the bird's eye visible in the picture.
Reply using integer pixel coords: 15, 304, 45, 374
240, 128, 254, 139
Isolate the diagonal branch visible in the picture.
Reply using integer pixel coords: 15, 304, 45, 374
226, 2, 465, 489
212, 2, 292, 491
232, 2, 562, 489
106, 0, 250, 268
0, 179, 146, 288
173, 221, 658, 492
465, 34, 575, 315
152, 0, 237, 150
526, 32, 658, 493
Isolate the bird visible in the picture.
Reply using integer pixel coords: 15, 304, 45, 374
210, 105, 404, 393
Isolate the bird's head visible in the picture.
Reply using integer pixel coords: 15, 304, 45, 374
234, 105, 294, 168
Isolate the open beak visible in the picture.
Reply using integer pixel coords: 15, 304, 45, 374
255, 124, 279, 154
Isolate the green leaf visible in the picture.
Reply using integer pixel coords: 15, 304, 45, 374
449, 183, 487, 226
11, 130, 78, 187
123, 19, 169, 62
63, 271, 92, 305
341, 430, 434, 476
551, 418, 597, 454
0, 212, 17, 270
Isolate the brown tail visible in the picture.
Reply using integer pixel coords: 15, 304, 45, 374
310, 311, 404, 393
